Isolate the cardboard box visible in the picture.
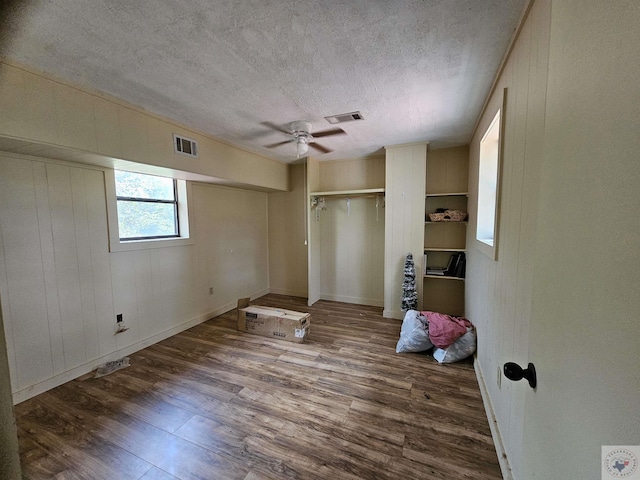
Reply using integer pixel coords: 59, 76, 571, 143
237, 298, 310, 343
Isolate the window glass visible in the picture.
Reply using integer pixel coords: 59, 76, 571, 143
116, 201, 177, 238
476, 108, 502, 257
115, 170, 175, 200
115, 170, 178, 240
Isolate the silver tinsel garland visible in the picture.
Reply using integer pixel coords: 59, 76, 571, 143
401, 253, 418, 311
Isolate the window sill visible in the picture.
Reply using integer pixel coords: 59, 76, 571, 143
477, 238, 494, 247
475, 237, 498, 260
105, 170, 193, 253
109, 236, 194, 253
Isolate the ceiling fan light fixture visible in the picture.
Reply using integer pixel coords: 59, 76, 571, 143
262, 120, 341, 157
296, 137, 309, 157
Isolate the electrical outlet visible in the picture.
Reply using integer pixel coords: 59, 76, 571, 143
116, 313, 123, 323
497, 366, 502, 389
209, 287, 214, 295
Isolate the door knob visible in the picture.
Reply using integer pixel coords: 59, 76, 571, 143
503, 362, 537, 389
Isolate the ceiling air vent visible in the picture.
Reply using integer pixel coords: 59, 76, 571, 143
324, 111, 364, 125
173, 134, 198, 157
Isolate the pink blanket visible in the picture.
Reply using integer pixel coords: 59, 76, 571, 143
422, 311, 472, 349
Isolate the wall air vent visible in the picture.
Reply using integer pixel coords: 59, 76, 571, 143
173, 134, 198, 157
324, 111, 364, 125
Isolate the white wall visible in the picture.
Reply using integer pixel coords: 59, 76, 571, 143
467, 1, 640, 478
299, 156, 386, 307
522, 1, 640, 478
466, 1, 549, 475
318, 156, 385, 192
0, 61, 278, 404
384, 144, 427, 319
268, 163, 308, 298
319, 196, 385, 306
0, 152, 269, 403
316, 157, 385, 307
0, 291, 20, 478
306, 157, 322, 306
0, 61, 288, 192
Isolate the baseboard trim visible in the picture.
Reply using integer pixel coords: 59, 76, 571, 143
12, 291, 268, 404
319, 293, 383, 308
250, 288, 271, 300
474, 358, 513, 480
383, 309, 403, 319
268, 288, 308, 298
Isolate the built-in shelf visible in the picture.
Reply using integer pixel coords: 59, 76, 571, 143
423, 148, 469, 316
425, 221, 468, 225
424, 275, 465, 281
311, 188, 385, 197
425, 192, 468, 197
424, 248, 466, 252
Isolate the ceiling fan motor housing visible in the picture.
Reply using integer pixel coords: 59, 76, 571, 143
290, 121, 312, 139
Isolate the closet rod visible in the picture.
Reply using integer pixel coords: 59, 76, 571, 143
313, 193, 383, 200
310, 188, 385, 201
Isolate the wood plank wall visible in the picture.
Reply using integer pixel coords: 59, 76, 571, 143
268, 164, 308, 298
0, 153, 270, 402
384, 144, 427, 319
317, 157, 385, 306
465, 1, 550, 475
0, 62, 287, 191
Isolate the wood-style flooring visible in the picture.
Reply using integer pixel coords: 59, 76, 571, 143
15, 295, 502, 480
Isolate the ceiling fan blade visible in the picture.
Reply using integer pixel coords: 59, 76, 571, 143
312, 128, 346, 138
309, 142, 332, 154
264, 140, 292, 149
260, 121, 291, 135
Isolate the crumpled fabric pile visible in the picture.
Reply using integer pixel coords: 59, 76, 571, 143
396, 310, 477, 363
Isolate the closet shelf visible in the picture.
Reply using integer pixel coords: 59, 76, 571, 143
424, 274, 465, 281
425, 192, 468, 197
425, 221, 468, 225
310, 188, 385, 198
424, 248, 466, 252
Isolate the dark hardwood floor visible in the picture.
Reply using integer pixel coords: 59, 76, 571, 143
15, 295, 502, 480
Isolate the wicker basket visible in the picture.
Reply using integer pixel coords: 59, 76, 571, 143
428, 209, 467, 222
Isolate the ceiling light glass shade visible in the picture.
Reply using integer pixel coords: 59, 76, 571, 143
296, 138, 309, 157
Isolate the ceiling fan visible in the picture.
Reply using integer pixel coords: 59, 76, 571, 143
262, 121, 346, 157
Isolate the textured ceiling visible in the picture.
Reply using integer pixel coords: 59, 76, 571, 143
0, 0, 526, 163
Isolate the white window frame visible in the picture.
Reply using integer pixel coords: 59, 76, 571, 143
105, 170, 193, 252
475, 88, 506, 260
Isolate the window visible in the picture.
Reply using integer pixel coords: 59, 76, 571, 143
476, 88, 505, 260
106, 169, 192, 252
477, 110, 500, 247
115, 170, 179, 240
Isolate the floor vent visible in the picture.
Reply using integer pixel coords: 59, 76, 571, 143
173, 134, 198, 157
325, 111, 364, 125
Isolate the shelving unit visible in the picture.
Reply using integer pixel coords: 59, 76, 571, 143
423, 146, 469, 317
